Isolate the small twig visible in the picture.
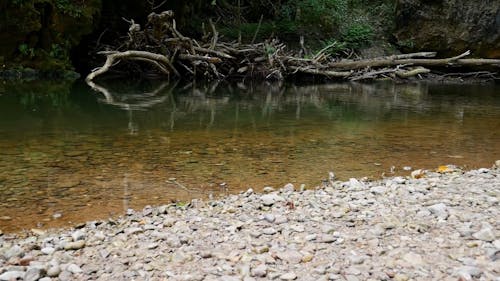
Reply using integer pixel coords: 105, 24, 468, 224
209, 18, 218, 50
251, 14, 264, 45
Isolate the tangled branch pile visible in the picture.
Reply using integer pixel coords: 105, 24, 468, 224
86, 11, 500, 82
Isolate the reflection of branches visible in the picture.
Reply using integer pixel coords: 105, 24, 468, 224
86, 80, 175, 111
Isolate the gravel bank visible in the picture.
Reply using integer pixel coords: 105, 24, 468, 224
1, 165, 499, 281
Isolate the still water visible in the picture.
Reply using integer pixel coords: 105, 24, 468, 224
0, 80, 499, 232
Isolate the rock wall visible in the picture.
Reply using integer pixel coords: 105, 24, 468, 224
0, 0, 101, 71
394, 0, 500, 58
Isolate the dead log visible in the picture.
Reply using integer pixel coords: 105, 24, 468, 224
86, 50, 179, 82
328, 51, 500, 71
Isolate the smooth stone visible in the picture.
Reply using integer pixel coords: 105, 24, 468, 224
280, 272, 297, 280
402, 252, 424, 267
58, 270, 72, 281
263, 214, 276, 223
455, 266, 482, 278
493, 240, 500, 249
428, 203, 449, 219
47, 266, 61, 277
0, 271, 24, 281
318, 235, 336, 243
393, 177, 406, 184
41, 247, 55, 255
348, 178, 364, 189
251, 264, 267, 277
125, 227, 143, 235
30, 228, 46, 236
262, 187, 275, 193
25, 267, 44, 281
64, 240, 85, 250
273, 215, 288, 225
67, 264, 83, 274
394, 274, 409, 281
472, 228, 496, 242
305, 234, 317, 241
260, 194, 284, 206
71, 230, 86, 241
370, 186, 387, 194
4, 245, 23, 259
345, 275, 360, 281
277, 251, 302, 264
301, 253, 314, 263
349, 255, 366, 265
39, 278, 52, 281
283, 183, 295, 192
262, 227, 277, 235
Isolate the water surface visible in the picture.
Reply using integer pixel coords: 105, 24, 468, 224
0, 80, 499, 232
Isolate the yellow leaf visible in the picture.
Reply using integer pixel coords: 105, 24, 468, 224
437, 165, 452, 173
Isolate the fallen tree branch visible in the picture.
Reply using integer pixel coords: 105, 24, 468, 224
86, 50, 179, 81
86, 10, 500, 83
396, 67, 431, 78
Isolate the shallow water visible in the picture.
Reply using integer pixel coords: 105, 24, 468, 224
0, 80, 499, 232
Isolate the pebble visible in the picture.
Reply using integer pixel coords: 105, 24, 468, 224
260, 194, 284, 206
64, 240, 85, 250
24, 267, 44, 281
58, 270, 72, 281
428, 203, 449, 219
370, 186, 386, 194
455, 266, 482, 278
0, 271, 25, 281
71, 230, 86, 241
67, 263, 83, 274
41, 247, 55, 255
472, 227, 496, 242
262, 227, 277, 235
277, 251, 302, 264
394, 274, 409, 281
0, 167, 497, 281
280, 272, 297, 280
402, 252, 424, 267
262, 186, 275, 193
263, 214, 276, 223
251, 264, 267, 277
47, 266, 61, 277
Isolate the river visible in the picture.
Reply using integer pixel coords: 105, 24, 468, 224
0, 80, 499, 232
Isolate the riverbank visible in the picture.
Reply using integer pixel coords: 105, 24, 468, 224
1, 164, 499, 281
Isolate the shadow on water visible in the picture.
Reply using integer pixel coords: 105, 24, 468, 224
0, 79, 499, 232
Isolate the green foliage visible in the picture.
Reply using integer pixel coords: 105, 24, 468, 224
11, 0, 32, 5
18, 44, 35, 58
49, 43, 67, 60
398, 39, 415, 49
54, 0, 84, 18
341, 23, 373, 48
280, 0, 348, 32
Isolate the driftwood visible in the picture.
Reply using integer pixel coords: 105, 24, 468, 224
86, 10, 500, 83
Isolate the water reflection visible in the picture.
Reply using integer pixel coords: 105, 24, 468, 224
0, 80, 499, 232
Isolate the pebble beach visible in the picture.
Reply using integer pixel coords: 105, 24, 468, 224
1, 164, 499, 281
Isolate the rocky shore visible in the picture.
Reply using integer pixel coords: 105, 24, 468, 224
0, 165, 499, 281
